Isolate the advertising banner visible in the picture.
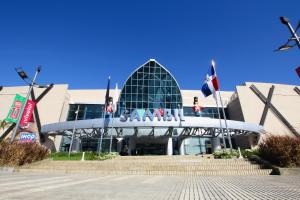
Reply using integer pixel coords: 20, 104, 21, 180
20, 99, 36, 126
6, 94, 26, 123
19, 132, 36, 143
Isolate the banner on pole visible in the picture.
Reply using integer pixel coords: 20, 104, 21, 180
5, 94, 26, 123
20, 99, 36, 126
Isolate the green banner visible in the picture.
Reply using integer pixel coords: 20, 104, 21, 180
6, 94, 26, 123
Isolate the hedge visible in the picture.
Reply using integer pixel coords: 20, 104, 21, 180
258, 135, 300, 167
0, 142, 49, 166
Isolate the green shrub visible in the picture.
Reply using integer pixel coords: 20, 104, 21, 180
49, 152, 118, 161
258, 135, 300, 167
0, 142, 49, 166
241, 149, 259, 158
213, 150, 239, 159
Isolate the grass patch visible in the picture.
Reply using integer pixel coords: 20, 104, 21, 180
49, 152, 118, 161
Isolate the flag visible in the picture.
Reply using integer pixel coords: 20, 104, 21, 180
113, 83, 119, 113
6, 94, 26, 123
105, 76, 111, 111
201, 60, 219, 97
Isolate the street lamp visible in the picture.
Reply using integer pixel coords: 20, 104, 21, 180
275, 16, 300, 51
10, 66, 42, 143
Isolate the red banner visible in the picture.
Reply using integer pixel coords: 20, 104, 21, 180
20, 100, 36, 126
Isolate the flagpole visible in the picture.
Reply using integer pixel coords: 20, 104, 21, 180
98, 76, 111, 155
109, 83, 118, 153
213, 92, 227, 149
109, 112, 114, 153
217, 90, 233, 151
212, 60, 233, 151
98, 105, 105, 156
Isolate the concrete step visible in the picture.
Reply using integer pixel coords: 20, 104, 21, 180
18, 156, 272, 176
21, 164, 263, 170
17, 168, 272, 176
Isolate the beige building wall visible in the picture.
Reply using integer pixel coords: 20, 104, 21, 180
68, 89, 233, 108
233, 82, 300, 137
0, 84, 69, 124
68, 89, 117, 104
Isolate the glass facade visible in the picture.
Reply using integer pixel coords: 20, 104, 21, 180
183, 137, 212, 154
183, 106, 226, 119
67, 104, 104, 121
118, 60, 182, 113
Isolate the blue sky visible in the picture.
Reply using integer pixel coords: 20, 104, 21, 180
0, 0, 299, 91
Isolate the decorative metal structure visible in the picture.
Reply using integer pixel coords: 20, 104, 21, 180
0, 81, 54, 143
250, 84, 299, 137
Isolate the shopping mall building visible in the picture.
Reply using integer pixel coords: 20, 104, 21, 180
1, 59, 299, 155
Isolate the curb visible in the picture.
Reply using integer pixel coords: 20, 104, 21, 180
0, 167, 15, 174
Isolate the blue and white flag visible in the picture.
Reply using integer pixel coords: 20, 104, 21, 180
201, 60, 219, 97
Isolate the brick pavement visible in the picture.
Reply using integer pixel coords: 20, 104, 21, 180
0, 173, 300, 200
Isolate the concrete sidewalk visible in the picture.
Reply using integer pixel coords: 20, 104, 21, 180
1, 173, 300, 200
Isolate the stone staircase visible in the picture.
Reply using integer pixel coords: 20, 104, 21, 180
17, 155, 272, 176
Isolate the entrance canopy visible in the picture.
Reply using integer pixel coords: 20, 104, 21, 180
41, 117, 265, 138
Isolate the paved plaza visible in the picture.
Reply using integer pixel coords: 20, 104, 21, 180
0, 173, 300, 200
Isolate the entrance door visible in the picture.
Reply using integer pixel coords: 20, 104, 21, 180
135, 143, 166, 155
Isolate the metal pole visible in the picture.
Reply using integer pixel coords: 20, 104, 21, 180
98, 105, 105, 155
10, 68, 40, 143
212, 60, 231, 150
68, 105, 79, 157
109, 112, 114, 153
217, 90, 233, 151
213, 92, 227, 149
285, 20, 300, 49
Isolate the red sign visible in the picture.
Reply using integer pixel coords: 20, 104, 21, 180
20, 100, 36, 126
296, 66, 300, 78
9, 100, 23, 120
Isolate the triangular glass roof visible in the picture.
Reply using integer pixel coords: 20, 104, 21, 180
118, 59, 182, 112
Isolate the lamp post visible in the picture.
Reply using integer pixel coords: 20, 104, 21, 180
69, 105, 80, 157
10, 66, 41, 143
275, 16, 300, 51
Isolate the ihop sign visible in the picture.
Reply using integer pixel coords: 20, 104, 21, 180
120, 108, 185, 122
19, 132, 36, 143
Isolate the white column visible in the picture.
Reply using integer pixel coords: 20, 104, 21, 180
212, 137, 221, 152
167, 137, 173, 156
179, 138, 185, 155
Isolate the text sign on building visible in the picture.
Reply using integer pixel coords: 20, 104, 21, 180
19, 132, 36, 143
20, 99, 36, 126
6, 94, 26, 123
120, 108, 185, 122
